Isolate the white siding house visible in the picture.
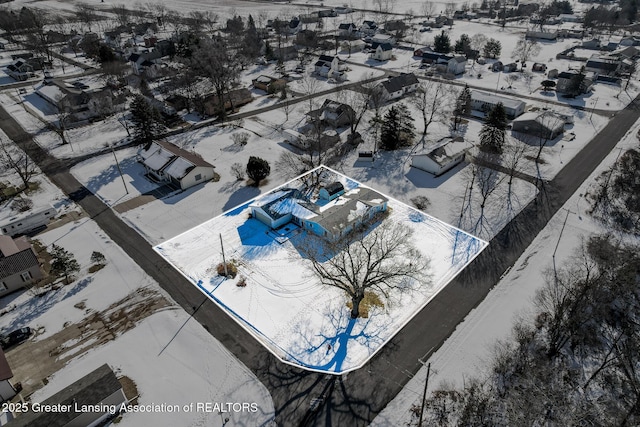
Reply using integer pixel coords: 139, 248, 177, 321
470, 90, 526, 119
370, 43, 393, 61
378, 73, 419, 102
137, 140, 216, 190
411, 137, 471, 176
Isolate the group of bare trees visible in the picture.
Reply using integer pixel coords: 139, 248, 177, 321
419, 233, 640, 426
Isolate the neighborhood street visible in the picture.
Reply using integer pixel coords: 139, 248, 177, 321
0, 80, 638, 426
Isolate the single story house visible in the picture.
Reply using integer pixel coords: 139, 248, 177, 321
414, 46, 433, 57
532, 63, 547, 72
585, 54, 622, 76
511, 111, 565, 140
470, 90, 526, 119
7, 364, 127, 427
197, 88, 252, 116
307, 99, 356, 128
0, 235, 43, 296
525, 30, 558, 40
250, 184, 388, 240
556, 71, 594, 94
0, 348, 18, 403
411, 137, 471, 176
370, 43, 393, 61
137, 140, 216, 190
371, 34, 396, 46
378, 73, 419, 102
37, 80, 125, 120
252, 75, 286, 93
341, 39, 366, 53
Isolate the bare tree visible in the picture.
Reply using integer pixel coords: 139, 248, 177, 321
511, 36, 541, 67
0, 138, 38, 190
302, 219, 430, 318
414, 80, 450, 144
112, 4, 132, 27
191, 36, 239, 119
53, 96, 73, 145
421, 1, 436, 19
75, 4, 97, 32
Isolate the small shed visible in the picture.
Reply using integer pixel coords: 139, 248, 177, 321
319, 182, 345, 201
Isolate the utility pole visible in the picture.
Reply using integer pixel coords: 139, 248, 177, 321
220, 233, 228, 277
552, 208, 572, 283
111, 146, 128, 194
417, 363, 431, 427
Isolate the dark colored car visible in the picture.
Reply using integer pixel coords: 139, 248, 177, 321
0, 327, 32, 350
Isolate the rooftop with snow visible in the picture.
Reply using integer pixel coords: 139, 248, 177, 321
154, 166, 487, 374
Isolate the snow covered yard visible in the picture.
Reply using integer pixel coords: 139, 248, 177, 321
154, 167, 487, 374
369, 98, 640, 427
0, 219, 275, 427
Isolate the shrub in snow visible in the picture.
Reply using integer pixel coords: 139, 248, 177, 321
217, 262, 237, 278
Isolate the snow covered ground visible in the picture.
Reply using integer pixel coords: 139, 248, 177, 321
369, 103, 640, 427
0, 219, 275, 427
154, 166, 487, 374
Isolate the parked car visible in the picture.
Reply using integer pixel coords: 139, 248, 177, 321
0, 327, 32, 350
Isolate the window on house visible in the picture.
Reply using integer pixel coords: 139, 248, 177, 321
195, 174, 202, 181
20, 271, 32, 282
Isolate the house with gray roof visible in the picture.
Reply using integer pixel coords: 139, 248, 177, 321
470, 90, 526, 119
411, 137, 471, 176
370, 43, 393, 61
250, 183, 388, 240
378, 73, 419, 102
0, 235, 43, 296
6, 364, 127, 427
137, 140, 216, 190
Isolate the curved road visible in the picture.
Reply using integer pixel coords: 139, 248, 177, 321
1, 86, 639, 426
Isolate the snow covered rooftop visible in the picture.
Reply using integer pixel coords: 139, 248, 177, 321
154, 166, 487, 374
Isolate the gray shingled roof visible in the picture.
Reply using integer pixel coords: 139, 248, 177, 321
7, 364, 123, 427
0, 249, 38, 280
381, 73, 418, 94
315, 188, 388, 235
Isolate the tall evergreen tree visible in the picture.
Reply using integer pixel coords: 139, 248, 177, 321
479, 103, 507, 154
380, 104, 415, 150
50, 244, 80, 284
129, 94, 163, 146
568, 66, 587, 97
453, 85, 472, 130
454, 34, 471, 55
483, 38, 501, 58
433, 30, 451, 54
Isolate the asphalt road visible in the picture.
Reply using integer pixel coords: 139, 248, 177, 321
1, 90, 639, 427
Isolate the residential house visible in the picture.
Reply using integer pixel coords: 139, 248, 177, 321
300, 13, 320, 23
127, 50, 163, 75
585, 54, 622, 76
0, 235, 43, 296
7, 364, 127, 427
314, 55, 347, 79
318, 9, 337, 17
619, 36, 640, 46
371, 34, 396, 46
297, 29, 318, 47
558, 14, 582, 23
291, 129, 340, 151
503, 62, 518, 73
421, 52, 452, 68
308, 99, 356, 128
378, 73, 419, 102
341, 39, 366, 53
250, 184, 388, 240
414, 46, 433, 57
384, 20, 408, 33
36, 79, 124, 121
470, 90, 526, 119
370, 43, 393, 61
273, 44, 298, 61
512, 111, 565, 140
556, 70, 594, 94
491, 61, 504, 72
447, 56, 467, 75
525, 30, 558, 40
359, 20, 377, 36
137, 140, 216, 190
5, 59, 37, 81
615, 46, 640, 60
154, 39, 175, 57
197, 88, 252, 116
0, 348, 18, 403
252, 75, 286, 93
338, 23, 357, 38
411, 137, 471, 176
582, 38, 601, 50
